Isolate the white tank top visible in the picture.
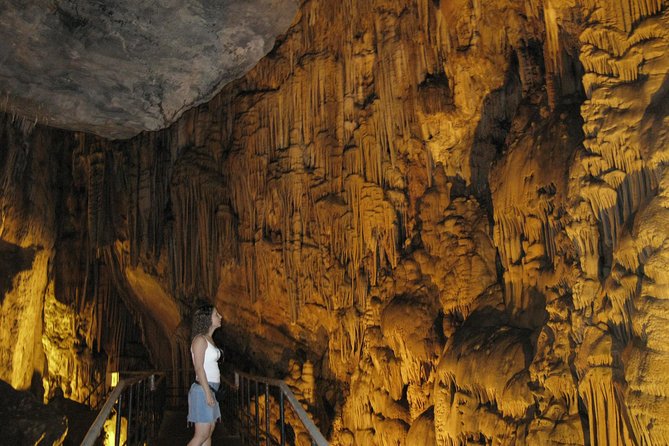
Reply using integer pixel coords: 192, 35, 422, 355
192, 337, 221, 384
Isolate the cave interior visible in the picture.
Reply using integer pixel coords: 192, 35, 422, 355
1, 0, 669, 445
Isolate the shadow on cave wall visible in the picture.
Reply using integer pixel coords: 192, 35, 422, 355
641, 68, 669, 159
0, 239, 36, 305
468, 51, 524, 216
469, 37, 585, 217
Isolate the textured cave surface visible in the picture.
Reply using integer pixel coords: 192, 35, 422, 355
0, 0, 298, 139
0, 381, 69, 444
1, 0, 669, 445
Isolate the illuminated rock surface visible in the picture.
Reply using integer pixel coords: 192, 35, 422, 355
1, 0, 669, 445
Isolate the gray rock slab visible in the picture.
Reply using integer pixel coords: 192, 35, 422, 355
0, 0, 298, 139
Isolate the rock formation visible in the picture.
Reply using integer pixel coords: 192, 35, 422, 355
0, 0, 298, 139
0, 380, 68, 445
1, 0, 669, 445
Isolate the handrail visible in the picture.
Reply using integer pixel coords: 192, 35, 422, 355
160, 368, 236, 409
82, 377, 108, 410
235, 370, 329, 446
81, 372, 166, 446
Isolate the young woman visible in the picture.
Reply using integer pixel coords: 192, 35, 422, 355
187, 304, 223, 446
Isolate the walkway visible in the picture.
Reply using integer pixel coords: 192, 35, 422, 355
155, 410, 242, 445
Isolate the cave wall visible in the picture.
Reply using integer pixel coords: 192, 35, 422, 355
0, 118, 112, 403
1, 0, 669, 444
0, 118, 173, 404
0, 118, 62, 392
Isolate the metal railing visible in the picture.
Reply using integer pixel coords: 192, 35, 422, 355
235, 371, 328, 446
81, 372, 166, 446
82, 377, 108, 410
163, 369, 192, 409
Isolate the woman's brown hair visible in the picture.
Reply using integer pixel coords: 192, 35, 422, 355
191, 304, 214, 340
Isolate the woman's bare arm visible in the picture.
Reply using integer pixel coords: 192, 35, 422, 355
192, 335, 215, 406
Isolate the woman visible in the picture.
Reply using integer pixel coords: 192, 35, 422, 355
187, 304, 223, 446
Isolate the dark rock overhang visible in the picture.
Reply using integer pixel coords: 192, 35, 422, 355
0, 0, 298, 139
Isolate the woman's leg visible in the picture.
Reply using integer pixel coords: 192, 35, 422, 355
187, 422, 212, 446
199, 423, 216, 446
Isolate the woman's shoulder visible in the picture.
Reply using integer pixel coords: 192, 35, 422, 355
191, 334, 208, 349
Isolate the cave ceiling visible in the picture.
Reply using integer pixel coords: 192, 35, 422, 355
0, 0, 298, 139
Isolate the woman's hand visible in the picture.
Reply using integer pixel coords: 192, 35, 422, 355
205, 389, 216, 407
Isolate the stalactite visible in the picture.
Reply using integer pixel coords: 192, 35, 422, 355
169, 148, 231, 299
581, 27, 631, 57
544, 2, 562, 98
586, 168, 658, 266
85, 151, 104, 250
344, 174, 400, 286
579, 373, 637, 445
581, 44, 644, 81
583, 0, 664, 33
329, 307, 364, 370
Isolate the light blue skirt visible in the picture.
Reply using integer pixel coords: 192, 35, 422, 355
187, 382, 221, 424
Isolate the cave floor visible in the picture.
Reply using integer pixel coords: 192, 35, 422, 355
155, 410, 241, 445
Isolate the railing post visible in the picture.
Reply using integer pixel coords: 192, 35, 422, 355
145, 377, 150, 441
247, 376, 251, 439
115, 393, 123, 446
128, 384, 134, 444
265, 383, 270, 446
255, 380, 260, 444
240, 375, 246, 445
280, 391, 285, 446
140, 378, 147, 443
150, 373, 159, 440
